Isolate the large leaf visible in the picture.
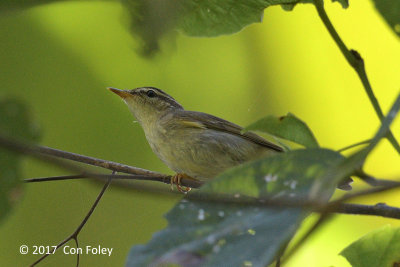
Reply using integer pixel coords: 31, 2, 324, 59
0, 98, 40, 223
127, 148, 344, 267
341, 226, 400, 267
122, 0, 348, 54
372, 0, 400, 38
0, 0, 349, 54
243, 113, 319, 148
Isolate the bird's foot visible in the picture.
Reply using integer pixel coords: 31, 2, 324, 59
171, 173, 193, 194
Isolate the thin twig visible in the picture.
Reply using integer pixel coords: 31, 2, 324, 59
337, 139, 371, 152
24, 173, 181, 184
313, 0, 400, 154
22, 174, 400, 220
0, 133, 202, 189
30, 175, 113, 266
334, 203, 400, 219
35, 145, 163, 177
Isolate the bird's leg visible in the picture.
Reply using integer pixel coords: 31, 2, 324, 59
171, 173, 194, 193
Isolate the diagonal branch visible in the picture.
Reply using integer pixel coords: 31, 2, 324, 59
0, 133, 202, 189
313, 0, 400, 154
30, 175, 113, 266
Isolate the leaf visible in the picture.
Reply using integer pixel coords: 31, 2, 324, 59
372, 0, 400, 38
0, 0, 349, 54
127, 148, 344, 267
332, 0, 348, 9
243, 113, 319, 148
341, 226, 400, 267
122, 0, 349, 54
0, 98, 40, 223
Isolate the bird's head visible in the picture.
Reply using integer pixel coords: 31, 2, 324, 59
108, 87, 183, 124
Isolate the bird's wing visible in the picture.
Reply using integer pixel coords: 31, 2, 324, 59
173, 110, 284, 152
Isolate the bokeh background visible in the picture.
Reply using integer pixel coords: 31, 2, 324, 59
0, 1, 399, 266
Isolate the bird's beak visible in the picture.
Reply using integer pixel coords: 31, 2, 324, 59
107, 87, 131, 99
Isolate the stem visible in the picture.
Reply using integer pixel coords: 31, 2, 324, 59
35, 145, 163, 177
31, 176, 112, 266
337, 139, 371, 152
335, 203, 400, 219
24, 174, 187, 185
313, 0, 400, 155
0, 133, 202, 188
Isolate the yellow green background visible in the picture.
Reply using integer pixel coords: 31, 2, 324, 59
0, 1, 399, 266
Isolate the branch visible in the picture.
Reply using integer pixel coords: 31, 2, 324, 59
3, 132, 400, 220
335, 203, 400, 219
3, 132, 400, 267
0, 133, 202, 189
31, 175, 113, 266
23, 175, 400, 221
280, 186, 400, 264
35, 145, 164, 177
337, 139, 371, 152
0, 132, 400, 222
313, 0, 400, 154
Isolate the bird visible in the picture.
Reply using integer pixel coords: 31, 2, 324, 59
108, 87, 351, 192
108, 86, 283, 192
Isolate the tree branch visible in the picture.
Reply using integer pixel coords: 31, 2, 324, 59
337, 139, 371, 152
31, 175, 113, 266
3, 133, 400, 221
0, 133, 203, 189
35, 145, 164, 177
313, 0, 400, 154
334, 203, 400, 219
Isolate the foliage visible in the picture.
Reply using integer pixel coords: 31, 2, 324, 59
0, 0, 400, 266
1, 0, 398, 54
127, 149, 343, 267
0, 98, 40, 223
372, 0, 400, 38
341, 226, 400, 267
243, 113, 319, 148
126, 93, 400, 266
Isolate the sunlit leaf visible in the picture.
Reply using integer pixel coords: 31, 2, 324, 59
127, 148, 344, 267
0, 98, 40, 223
341, 226, 400, 267
122, 0, 349, 54
243, 113, 319, 148
0, 0, 349, 54
372, 0, 400, 38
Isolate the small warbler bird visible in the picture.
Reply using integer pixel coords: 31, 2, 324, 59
108, 86, 283, 192
108, 87, 351, 192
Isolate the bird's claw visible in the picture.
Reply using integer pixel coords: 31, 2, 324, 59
171, 173, 192, 194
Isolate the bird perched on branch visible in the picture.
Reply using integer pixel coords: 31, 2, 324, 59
108, 87, 282, 192
108, 87, 351, 192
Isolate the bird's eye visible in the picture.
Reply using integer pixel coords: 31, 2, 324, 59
146, 90, 156, 98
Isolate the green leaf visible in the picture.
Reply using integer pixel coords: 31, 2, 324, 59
0, 98, 40, 223
372, 0, 400, 38
127, 148, 344, 267
341, 226, 400, 267
243, 113, 319, 148
122, 0, 349, 54
332, 0, 348, 9
0, 0, 348, 54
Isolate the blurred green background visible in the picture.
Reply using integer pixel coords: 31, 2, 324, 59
0, 1, 399, 266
